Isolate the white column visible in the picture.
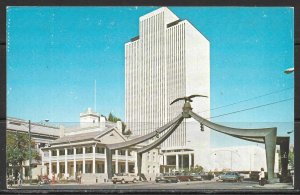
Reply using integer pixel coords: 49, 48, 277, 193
49, 150, 52, 176
115, 150, 119, 173
56, 149, 59, 174
65, 148, 68, 176
163, 155, 167, 165
125, 149, 128, 173
92, 145, 96, 174
83, 147, 86, 173
134, 151, 138, 174
104, 148, 107, 174
73, 147, 76, 176
41, 150, 45, 166
176, 154, 179, 170
188, 153, 191, 170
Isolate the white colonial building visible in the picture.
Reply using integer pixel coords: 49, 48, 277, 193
41, 108, 161, 183
125, 7, 211, 171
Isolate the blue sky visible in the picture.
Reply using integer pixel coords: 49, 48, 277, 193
7, 7, 294, 147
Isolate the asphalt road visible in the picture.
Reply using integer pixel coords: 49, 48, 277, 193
6, 180, 293, 191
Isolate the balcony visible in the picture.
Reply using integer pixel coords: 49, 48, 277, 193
43, 153, 136, 162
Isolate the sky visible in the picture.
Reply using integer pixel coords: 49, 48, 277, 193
7, 7, 294, 148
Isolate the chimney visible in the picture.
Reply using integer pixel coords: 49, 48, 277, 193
117, 121, 122, 133
100, 116, 106, 129
59, 125, 65, 137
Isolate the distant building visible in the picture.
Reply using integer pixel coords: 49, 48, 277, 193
6, 117, 60, 179
210, 145, 279, 173
125, 7, 211, 171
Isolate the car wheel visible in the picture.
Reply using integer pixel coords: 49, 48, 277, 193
113, 181, 116, 184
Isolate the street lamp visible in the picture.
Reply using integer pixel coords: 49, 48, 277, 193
284, 67, 294, 74
287, 130, 294, 134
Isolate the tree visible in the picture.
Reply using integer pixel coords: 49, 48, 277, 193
6, 131, 40, 178
189, 164, 204, 173
123, 129, 132, 136
107, 112, 128, 135
288, 148, 294, 170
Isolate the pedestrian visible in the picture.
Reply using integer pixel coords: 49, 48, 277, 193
51, 172, 55, 185
78, 171, 82, 184
258, 168, 265, 186
17, 172, 22, 186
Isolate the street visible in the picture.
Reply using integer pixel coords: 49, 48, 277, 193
6, 180, 293, 190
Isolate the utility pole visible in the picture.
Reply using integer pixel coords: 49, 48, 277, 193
28, 120, 32, 185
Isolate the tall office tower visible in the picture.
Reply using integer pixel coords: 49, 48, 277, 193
125, 7, 211, 170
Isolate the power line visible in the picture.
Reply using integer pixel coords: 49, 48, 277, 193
198, 87, 293, 114
125, 98, 293, 131
209, 97, 294, 120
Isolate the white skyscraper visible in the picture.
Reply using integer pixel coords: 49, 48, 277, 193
125, 7, 211, 170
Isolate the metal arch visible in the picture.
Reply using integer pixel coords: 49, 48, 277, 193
136, 117, 184, 179
106, 114, 182, 150
105, 114, 183, 179
189, 110, 277, 182
137, 117, 184, 153
189, 111, 276, 137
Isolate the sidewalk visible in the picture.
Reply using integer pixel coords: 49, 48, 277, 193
252, 182, 293, 189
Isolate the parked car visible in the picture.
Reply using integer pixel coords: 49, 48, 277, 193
175, 172, 193, 182
155, 174, 178, 183
112, 173, 138, 184
219, 172, 244, 182
190, 173, 203, 181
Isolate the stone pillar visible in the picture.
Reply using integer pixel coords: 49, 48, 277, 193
104, 148, 107, 174
163, 155, 167, 165
134, 152, 138, 174
106, 148, 112, 179
137, 153, 142, 181
65, 148, 68, 176
125, 149, 128, 173
56, 149, 60, 174
176, 154, 179, 171
189, 153, 191, 170
93, 145, 96, 174
74, 147, 76, 176
49, 150, 52, 176
115, 150, 119, 173
83, 147, 86, 174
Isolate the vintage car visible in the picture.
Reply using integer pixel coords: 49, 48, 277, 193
112, 173, 138, 184
189, 173, 203, 181
219, 172, 244, 182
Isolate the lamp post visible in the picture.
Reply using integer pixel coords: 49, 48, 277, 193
28, 120, 32, 185
284, 67, 294, 74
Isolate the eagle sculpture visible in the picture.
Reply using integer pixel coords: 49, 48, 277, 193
170, 94, 208, 105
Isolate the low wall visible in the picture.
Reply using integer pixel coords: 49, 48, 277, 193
81, 173, 108, 184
